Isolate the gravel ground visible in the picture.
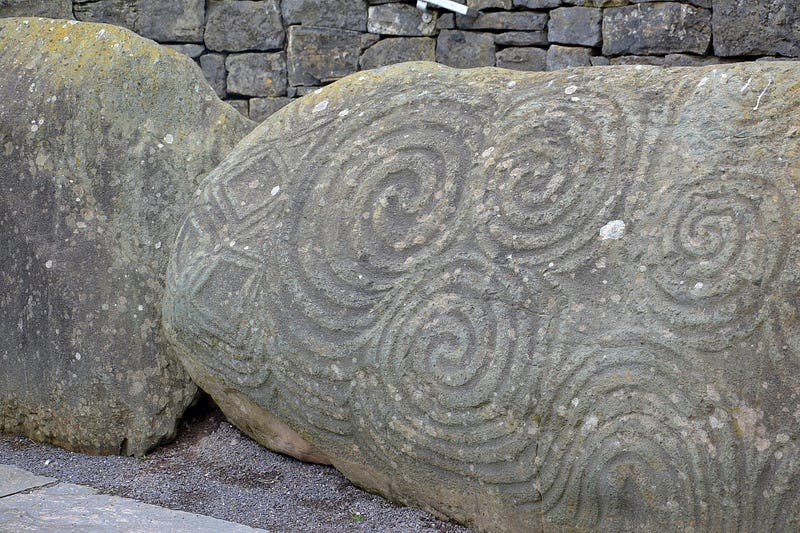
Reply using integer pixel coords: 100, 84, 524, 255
0, 398, 473, 533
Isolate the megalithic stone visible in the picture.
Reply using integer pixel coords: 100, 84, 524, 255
163, 61, 800, 532
0, 18, 255, 456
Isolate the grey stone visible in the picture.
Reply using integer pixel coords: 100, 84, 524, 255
609, 54, 667, 66
165, 59, 800, 533
367, 4, 437, 36
548, 7, 602, 47
294, 86, 323, 96
662, 52, 723, 66
546, 43, 593, 69
250, 97, 293, 122
226, 52, 287, 97
436, 13, 455, 30
205, 0, 284, 53
469, 0, 511, 8
0, 465, 55, 498
0, 18, 254, 456
136, 0, 204, 43
281, 0, 368, 31
494, 30, 548, 46
227, 99, 250, 118
496, 46, 546, 71
200, 53, 227, 98
436, 30, 495, 67
590, 54, 610, 65
287, 26, 378, 86
164, 44, 205, 59
603, 3, 711, 56
0, 0, 72, 18
73, 0, 136, 30
513, 0, 561, 7
564, 0, 629, 6
713, 0, 800, 57
634, 0, 710, 7
360, 37, 435, 70
457, 11, 548, 30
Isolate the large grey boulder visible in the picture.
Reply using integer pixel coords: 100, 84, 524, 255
163, 61, 800, 532
0, 18, 255, 456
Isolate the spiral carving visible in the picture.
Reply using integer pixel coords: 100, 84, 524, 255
353, 255, 543, 496
536, 336, 741, 531
633, 173, 788, 350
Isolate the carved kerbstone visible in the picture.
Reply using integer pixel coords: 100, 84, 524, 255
164, 62, 800, 532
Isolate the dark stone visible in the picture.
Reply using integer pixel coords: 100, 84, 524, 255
367, 4, 437, 36
360, 37, 435, 70
136, 0, 204, 43
226, 52, 287, 97
249, 97, 293, 122
205, 0, 284, 53
436, 30, 495, 68
494, 31, 548, 46
496, 46, 547, 71
287, 26, 378, 86
590, 54, 610, 65
73, 0, 136, 30
469, 0, 511, 8
712, 0, 800, 57
200, 53, 226, 98
564, 0, 629, 6
226, 99, 250, 118
0, 0, 73, 18
164, 44, 205, 59
457, 11, 548, 30
548, 7, 602, 47
546, 43, 593, 69
281, 0, 368, 32
634, 0, 710, 7
0, 18, 254, 456
513, 0, 560, 7
436, 13, 455, 30
603, 3, 711, 56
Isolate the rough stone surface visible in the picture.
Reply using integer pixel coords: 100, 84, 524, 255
72, 0, 136, 30
281, 0, 368, 32
565, 0, 629, 6
494, 30, 548, 47
603, 3, 711, 56
136, 0, 204, 43
546, 43, 593, 69
163, 60, 800, 532
548, 6, 602, 47
367, 4, 436, 36
200, 53, 227, 98
249, 97, 293, 122
204, 0, 284, 53
436, 30, 495, 68
164, 44, 205, 60
712, 0, 800, 57
226, 52, 287, 97
0, 0, 72, 19
360, 37, 435, 71
0, 18, 254, 456
470, 0, 511, 9
457, 11, 548, 31
514, 0, 560, 7
287, 26, 378, 86
496, 46, 546, 71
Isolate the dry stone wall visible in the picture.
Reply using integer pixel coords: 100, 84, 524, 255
0, 0, 797, 122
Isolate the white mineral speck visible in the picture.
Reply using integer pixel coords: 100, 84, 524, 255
155, 241, 161, 249
599, 219, 625, 240
30, 124, 38, 132
312, 100, 329, 113
694, 282, 704, 290
565, 85, 578, 95
507, 80, 516, 88
271, 185, 280, 196
75, 352, 81, 361
137, 305, 144, 311
45, 260, 52, 268
339, 109, 350, 117
164, 134, 174, 144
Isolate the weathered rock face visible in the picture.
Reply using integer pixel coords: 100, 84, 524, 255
0, 18, 255, 455
163, 61, 800, 532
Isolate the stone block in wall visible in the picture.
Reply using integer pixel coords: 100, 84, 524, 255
546, 43, 593, 69
73, 1, 135, 30
436, 13, 455, 30
496, 46, 546, 71
360, 37, 436, 70
287, 26, 378, 86
205, 0, 284, 52
602, 3, 711, 56
367, 4, 437, 36
495, 31, 548, 46
514, 0, 560, 7
564, 0, 629, 6
200, 53, 227, 98
548, 7, 602, 47
227, 99, 249, 118
250, 97, 293, 122
165, 44, 205, 59
457, 11, 548, 31
469, 0, 512, 8
281, 0, 368, 32
0, 0, 73, 18
633, 0, 710, 8
226, 52, 287, 97
436, 29, 495, 68
590, 55, 610, 65
713, 0, 800, 57
136, 0, 204, 43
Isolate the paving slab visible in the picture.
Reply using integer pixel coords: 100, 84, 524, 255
0, 465, 56, 498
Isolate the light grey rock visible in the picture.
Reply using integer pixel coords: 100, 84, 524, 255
162, 59, 800, 532
360, 37, 435, 70
603, 3, 711, 56
496, 46, 546, 71
436, 13, 455, 30
469, 0, 511, 8
165, 44, 205, 59
0, 0, 73, 18
226, 52, 287, 97
200, 53, 226, 98
0, 18, 254, 456
281, 0, 368, 31
633, 0, 710, 7
0, 465, 56, 498
287, 26, 378, 86
712, 0, 800, 57
494, 30, 548, 46
563, 0, 628, 6
136, 0, 204, 43
436, 30, 495, 67
456, 11, 548, 30
548, 6, 602, 47
546, 43, 593, 69
73, 0, 136, 30
204, 0, 284, 53
513, 0, 561, 7
226, 99, 250, 118
590, 54, 610, 65
367, 4, 437, 36
249, 97, 293, 122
